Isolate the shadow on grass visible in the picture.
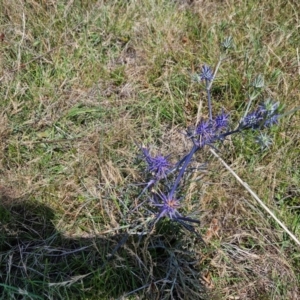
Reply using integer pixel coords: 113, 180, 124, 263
0, 190, 207, 300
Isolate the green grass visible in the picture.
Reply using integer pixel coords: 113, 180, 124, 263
0, 0, 299, 299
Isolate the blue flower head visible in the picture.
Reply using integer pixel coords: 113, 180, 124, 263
151, 193, 201, 236
242, 110, 263, 129
195, 119, 211, 135
141, 147, 171, 179
200, 65, 214, 82
264, 114, 279, 127
152, 192, 181, 220
215, 111, 229, 130
195, 119, 215, 145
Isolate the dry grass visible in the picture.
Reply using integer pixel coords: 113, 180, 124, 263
0, 0, 299, 299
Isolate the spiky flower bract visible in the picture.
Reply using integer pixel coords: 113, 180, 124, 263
215, 111, 230, 130
264, 114, 279, 127
259, 98, 280, 115
200, 64, 214, 82
151, 192, 201, 234
152, 192, 181, 221
258, 98, 280, 128
255, 133, 273, 150
141, 147, 172, 179
241, 110, 264, 129
241, 99, 280, 130
195, 119, 214, 145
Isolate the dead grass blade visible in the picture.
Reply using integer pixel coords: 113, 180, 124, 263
210, 148, 300, 247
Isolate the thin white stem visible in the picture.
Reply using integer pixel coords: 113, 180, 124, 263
209, 148, 300, 247
17, 11, 26, 70
195, 98, 203, 127
297, 47, 300, 76
208, 57, 223, 90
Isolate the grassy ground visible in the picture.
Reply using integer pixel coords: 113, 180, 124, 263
0, 0, 299, 299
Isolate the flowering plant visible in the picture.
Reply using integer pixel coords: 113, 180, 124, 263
133, 37, 282, 239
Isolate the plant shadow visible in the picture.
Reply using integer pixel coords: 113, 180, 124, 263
0, 189, 207, 300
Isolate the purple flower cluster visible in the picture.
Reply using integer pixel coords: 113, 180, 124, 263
194, 111, 230, 146
242, 99, 280, 129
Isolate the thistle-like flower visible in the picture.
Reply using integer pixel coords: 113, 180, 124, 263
151, 192, 201, 237
141, 147, 171, 179
200, 65, 214, 82
195, 119, 214, 145
215, 111, 230, 130
152, 192, 181, 221
241, 101, 280, 130
241, 110, 263, 129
